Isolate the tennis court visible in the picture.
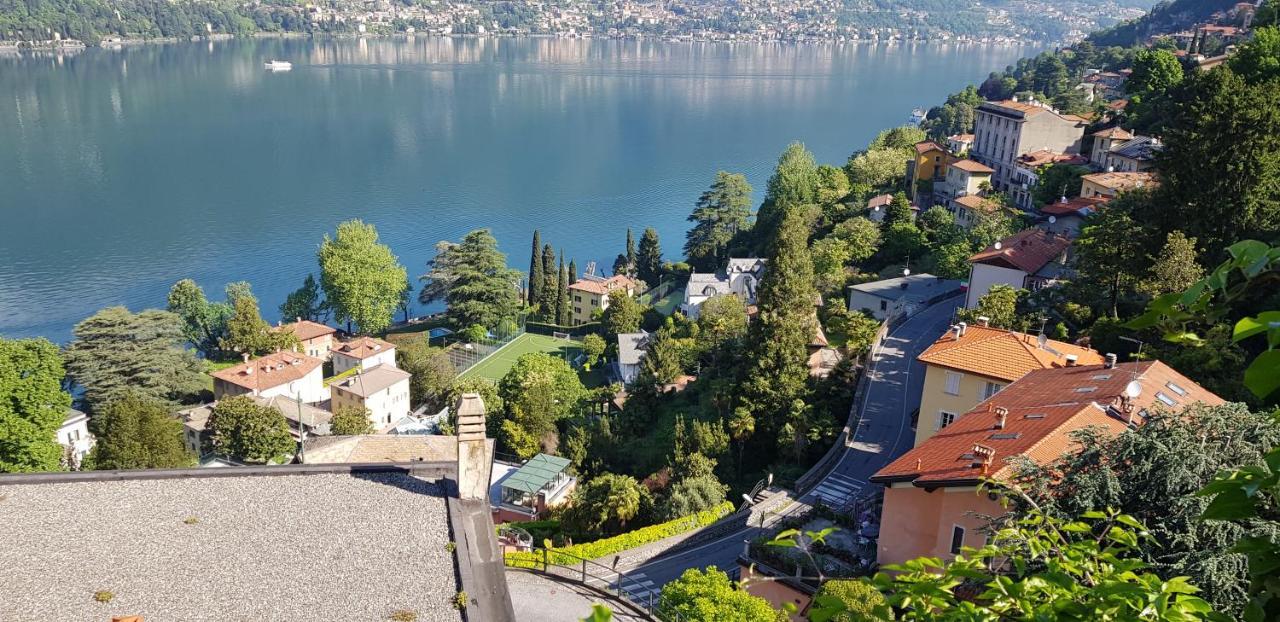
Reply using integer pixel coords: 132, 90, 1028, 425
458, 332, 582, 382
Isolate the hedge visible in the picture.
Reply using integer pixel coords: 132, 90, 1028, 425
505, 501, 735, 568
524, 321, 602, 337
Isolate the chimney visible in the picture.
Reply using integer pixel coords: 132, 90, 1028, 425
1104, 353, 1117, 369
1065, 354, 1079, 367
977, 316, 990, 327
950, 324, 961, 341
455, 393, 490, 502
958, 322, 967, 336
995, 407, 1009, 429
242, 352, 251, 363
296, 316, 302, 323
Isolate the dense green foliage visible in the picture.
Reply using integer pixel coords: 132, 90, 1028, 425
205, 395, 295, 464
330, 405, 374, 436
167, 279, 235, 358
64, 306, 205, 409
318, 219, 407, 335
497, 352, 585, 459
86, 392, 193, 470
396, 340, 456, 413
685, 171, 754, 271
658, 567, 787, 622
221, 288, 297, 356
0, 337, 72, 472
278, 274, 328, 324
810, 579, 887, 622
420, 228, 521, 331
505, 501, 733, 567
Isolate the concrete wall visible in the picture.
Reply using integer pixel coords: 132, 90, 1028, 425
332, 378, 410, 428
878, 484, 1007, 567
848, 291, 892, 320
965, 263, 1028, 308
915, 364, 1006, 446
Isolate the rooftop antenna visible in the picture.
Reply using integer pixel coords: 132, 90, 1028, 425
585, 261, 597, 277
1118, 335, 1146, 387
903, 252, 911, 277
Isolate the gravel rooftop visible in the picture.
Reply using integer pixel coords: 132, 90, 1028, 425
0, 472, 463, 621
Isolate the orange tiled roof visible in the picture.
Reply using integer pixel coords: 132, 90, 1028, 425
953, 195, 1003, 213
333, 336, 395, 360
211, 351, 323, 392
276, 319, 336, 342
918, 325, 1104, 382
569, 274, 639, 296
914, 140, 948, 155
1017, 149, 1089, 168
872, 361, 1224, 486
1092, 126, 1133, 140
1041, 196, 1108, 217
969, 228, 1073, 274
950, 159, 994, 174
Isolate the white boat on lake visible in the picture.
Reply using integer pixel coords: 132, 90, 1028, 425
264, 60, 292, 71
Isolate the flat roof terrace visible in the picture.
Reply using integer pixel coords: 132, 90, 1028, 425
0, 468, 463, 621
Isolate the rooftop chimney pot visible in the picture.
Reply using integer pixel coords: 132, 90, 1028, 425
977, 316, 990, 327
1065, 354, 1079, 367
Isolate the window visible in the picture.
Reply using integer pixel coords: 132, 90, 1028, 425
574, 295, 581, 303
573, 306, 581, 316
879, 300, 888, 311
982, 382, 1004, 400
950, 525, 965, 555
938, 411, 957, 430
944, 372, 962, 395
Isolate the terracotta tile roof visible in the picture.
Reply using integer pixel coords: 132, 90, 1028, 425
1082, 171, 1158, 193
872, 361, 1224, 486
210, 351, 323, 392
953, 195, 1003, 213
969, 228, 1073, 274
1017, 150, 1089, 168
950, 159, 994, 174
276, 319, 336, 342
333, 336, 395, 360
569, 274, 639, 296
914, 140, 948, 155
949, 133, 975, 142
867, 193, 894, 209
1040, 196, 1108, 217
981, 100, 1086, 124
1107, 99, 1129, 111
1092, 126, 1133, 140
918, 325, 1104, 382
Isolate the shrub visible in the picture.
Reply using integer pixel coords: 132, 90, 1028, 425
505, 501, 733, 568
183, 516, 199, 525
389, 610, 417, 622
452, 591, 468, 610
812, 579, 888, 621
93, 591, 114, 603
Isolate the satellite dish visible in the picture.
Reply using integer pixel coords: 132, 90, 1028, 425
1124, 381, 1142, 399
903, 267, 911, 276
1048, 215, 1057, 224
994, 241, 1003, 250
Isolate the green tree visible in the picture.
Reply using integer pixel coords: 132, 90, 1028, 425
318, 219, 407, 334
812, 217, 881, 294
657, 567, 786, 622
866, 509, 1221, 621
929, 242, 974, 280
816, 164, 853, 221
497, 352, 585, 459
64, 307, 205, 409
528, 230, 543, 308
812, 580, 887, 622
636, 228, 663, 287
205, 395, 295, 464
541, 244, 558, 318
869, 125, 927, 151
397, 340, 456, 412
562, 472, 650, 537
685, 171, 754, 271
883, 192, 913, 228
1231, 25, 1280, 86
637, 325, 685, 385
916, 207, 964, 248
421, 229, 522, 331
758, 143, 821, 243
845, 148, 907, 190
1144, 68, 1280, 255
602, 289, 644, 340
581, 334, 606, 369
1014, 403, 1279, 618
221, 290, 296, 356
661, 474, 728, 520
1127, 48, 1184, 96
958, 284, 1021, 328
739, 208, 817, 462
278, 274, 327, 323
557, 253, 571, 326
626, 228, 637, 276
1031, 164, 1091, 207
1075, 196, 1148, 317
85, 392, 193, 470
1140, 230, 1204, 297
0, 337, 72, 473
1030, 53, 1069, 96
166, 279, 231, 357
967, 203, 1018, 251
880, 221, 927, 264
330, 405, 374, 435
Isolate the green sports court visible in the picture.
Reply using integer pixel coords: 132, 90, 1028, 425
457, 332, 583, 382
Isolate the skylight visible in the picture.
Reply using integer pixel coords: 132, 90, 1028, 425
1074, 387, 1097, 393
989, 433, 1022, 440
1156, 392, 1177, 406
1165, 382, 1187, 397
1092, 374, 1112, 380
1024, 413, 1047, 419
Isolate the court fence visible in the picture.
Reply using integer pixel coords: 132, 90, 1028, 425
442, 315, 527, 375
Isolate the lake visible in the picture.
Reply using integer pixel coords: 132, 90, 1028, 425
0, 37, 1036, 342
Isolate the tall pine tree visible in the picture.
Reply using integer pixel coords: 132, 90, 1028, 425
738, 207, 817, 464
557, 253, 571, 326
528, 230, 543, 308
568, 259, 578, 287
541, 244, 557, 319
625, 229, 637, 276
637, 227, 663, 287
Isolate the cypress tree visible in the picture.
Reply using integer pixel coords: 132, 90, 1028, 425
637, 227, 663, 287
541, 244, 557, 318
625, 229, 637, 276
557, 252, 570, 326
528, 230, 543, 308
568, 259, 578, 285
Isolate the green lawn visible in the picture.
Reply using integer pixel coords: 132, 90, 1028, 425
458, 332, 583, 383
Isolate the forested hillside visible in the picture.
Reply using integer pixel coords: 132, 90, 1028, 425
1087, 0, 1241, 46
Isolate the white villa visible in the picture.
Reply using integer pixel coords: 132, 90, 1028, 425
681, 258, 765, 319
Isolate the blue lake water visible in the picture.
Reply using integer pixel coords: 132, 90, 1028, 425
0, 37, 1036, 342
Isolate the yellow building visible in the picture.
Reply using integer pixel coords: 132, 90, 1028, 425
567, 274, 640, 326
906, 140, 956, 199
1079, 171, 1158, 200
913, 322, 1104, 447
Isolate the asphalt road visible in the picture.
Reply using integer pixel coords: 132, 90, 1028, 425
614, 299, 961, 604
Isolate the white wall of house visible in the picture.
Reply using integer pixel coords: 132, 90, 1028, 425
58, 415, 94, 464
333, 348, 397, 375
848, 291, 894, 320
619, 362, 641, 385
965, 263, 1029, 308
257, 366, 328, 404
334, 378, 411, 429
